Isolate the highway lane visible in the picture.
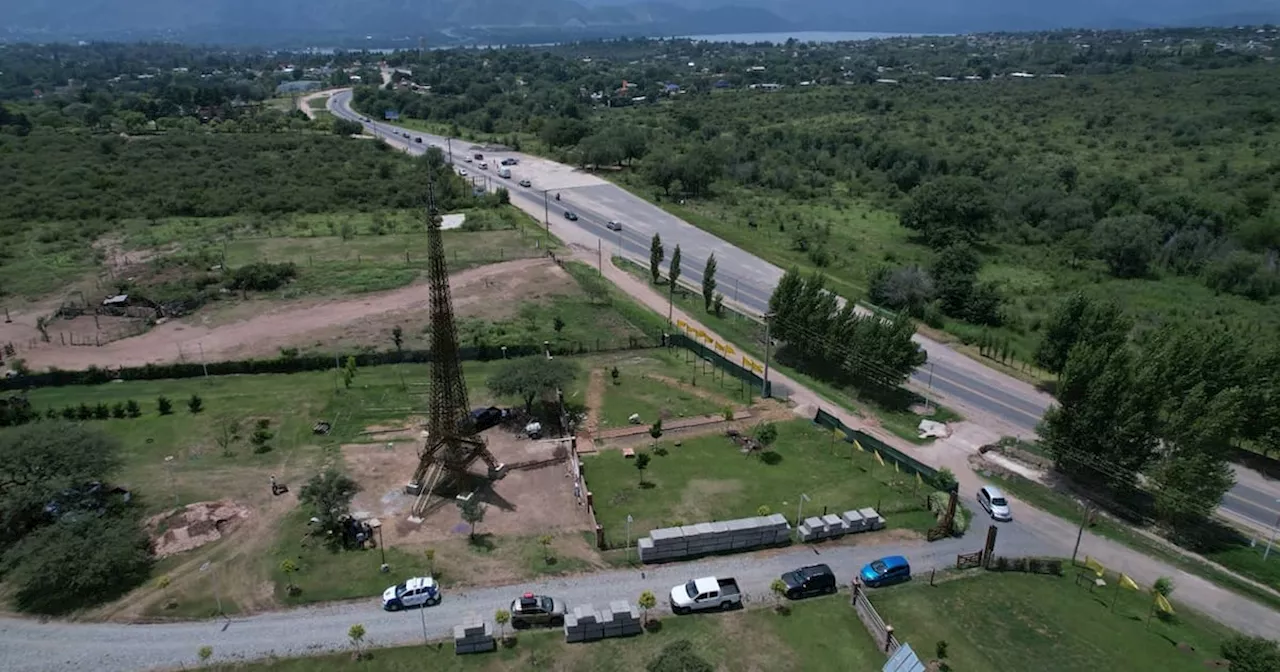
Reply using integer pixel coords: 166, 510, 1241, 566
329, 91, 1280, 530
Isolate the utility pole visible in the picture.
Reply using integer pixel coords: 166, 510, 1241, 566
542, 190, 549, 229
1071, 503, 1095, 567
446, 137, 453, 163
1264, 503, 1280, 561
762, 312, 775, 398
597, 239, 602, 275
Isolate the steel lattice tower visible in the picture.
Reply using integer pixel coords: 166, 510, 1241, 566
407, 170, 503, 512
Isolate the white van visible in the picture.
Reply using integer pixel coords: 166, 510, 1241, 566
497, 167, 511, 179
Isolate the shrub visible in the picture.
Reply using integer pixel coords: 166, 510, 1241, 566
227, 262, 298, 292
157, 396, 173, 415
125, 399, 141, 418
187, 394, 204, 414
930, 467, 958, 492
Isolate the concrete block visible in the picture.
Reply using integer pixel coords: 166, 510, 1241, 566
609, 600, 632, 616
765, 513, 789, 528
679, 525, 701, 538
651, 527, 684, 542
842, 510, 865, 529
725, 518, 754, 532
565, 628, 584, 643
822, 513, 846, 531
573, 605, 597, 624
694, 522, 716, 536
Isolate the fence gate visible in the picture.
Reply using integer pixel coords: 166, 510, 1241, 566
883, 643, 925, 672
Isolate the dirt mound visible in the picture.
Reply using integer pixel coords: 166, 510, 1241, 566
146, 500, 251, 557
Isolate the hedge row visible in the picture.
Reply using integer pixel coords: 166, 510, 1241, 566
1, 335, 661, 392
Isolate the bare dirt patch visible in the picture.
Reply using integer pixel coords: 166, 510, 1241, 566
342, 426, 592, 546
584, 368, 606, 434
13, 257, 564, 371
145, 500, 251, 558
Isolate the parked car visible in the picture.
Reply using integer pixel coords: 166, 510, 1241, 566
497, 167, 511, 178
474, 152, 484, 160
463, 156, 473, 163
459, 169, 468, 177
415, 137, 422, 144
382, 576, 441, 611
518, 179, 532, 188
469, 406, 508, 432
977, 485, 1012, 521
563, 211, 579, 221
510, 593, 565, 628
501, 158, 518, 166
669, 576, 741, 614
606, 220, 622, 231
859, 556, 911, 588
780, 563, 837, 599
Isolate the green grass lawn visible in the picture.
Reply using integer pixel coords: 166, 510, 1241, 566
208, 593, 880, 671
598, 364, 732, 430
873, 572, 1237, 672
585, 419, 938, 547
978, 468, 1280, 614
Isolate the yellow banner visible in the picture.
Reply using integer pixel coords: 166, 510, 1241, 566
714, 342, 724, 353
724, 344, 736, 356
677, 319, 688, 330
853, 439, 865, 453
1154, 593, 1174, 614
1119, 574, 1139, 591
873, 450, 885, 467
1084, 556, 1105, 578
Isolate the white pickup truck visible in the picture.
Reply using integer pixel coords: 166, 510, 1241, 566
669, 576, 742, 614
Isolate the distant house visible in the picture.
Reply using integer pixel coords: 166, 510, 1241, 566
875, 78, 899, 85
713, 79, 731, 89
663, 83, 680, 94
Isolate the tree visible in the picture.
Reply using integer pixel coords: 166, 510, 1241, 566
348, 624, 366, 660
1034, 293, 1124, 375
755, 422, 778, 450
638, 590, 657, 625
280, 558, 300, 595
110, 402, 127, 419
187, 394, 203, 414
342, 355, 357, 389
649, 233, 665, 284
931, 244, 980, 318
1153, 577, 1175, 597
769, 578, 788, 607
495, 608, 511, 639
93, 402, 111, 420
867, 265, 935, 317
0, 422, 122, 544
1221, 635, 1280, 672
712, 293, 724, 317
197, 645, 214, 666
669, 245, 683, 289
214, 418, 241, 457
250, 418, 274, 454
634, 452, 651, 485
125, 399, 141, 418
898, 176, 995, 248
1, 507, 153, 614
553, 316, 565, 333
538, 534, 554, 563
157, 396, 173, 415
647, 639, 713, 672
458, 496, 487, 538
1092, 215, 1161, 279
486, 356, 579, 413
702, 254, 718, 311
649, 419, 663, 440
299, 469, 361, 536
333, 118, 363, 136
391, 325, 404, 351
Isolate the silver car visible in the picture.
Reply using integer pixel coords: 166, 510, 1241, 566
977, 485, 1012, 521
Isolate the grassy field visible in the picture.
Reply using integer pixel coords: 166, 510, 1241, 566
207, 592, 880, 671
612, 256, 961, 443
597, 361, 734, 430
978, 467, 1280, 614
585, 419, 939, 547
873, 572, 1237, 672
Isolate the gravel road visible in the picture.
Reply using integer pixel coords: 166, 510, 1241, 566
0, 524, 1045, 672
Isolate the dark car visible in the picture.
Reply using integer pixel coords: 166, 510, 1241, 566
859, 555, 911, 588
780, 563, 837, 599
501, 158, 518, 166
415, 137, 422, 144
474, 152, 484, 160
510, 593, 565, 628
468, 406, 508, 432
563, 211, 579, 221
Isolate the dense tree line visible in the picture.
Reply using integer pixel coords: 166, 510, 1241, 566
0, 423, 153, 614
768, 268, 925, 391
1033, 293, 1280, 537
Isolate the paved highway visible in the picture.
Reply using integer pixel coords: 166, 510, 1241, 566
328, 91, 1280, 533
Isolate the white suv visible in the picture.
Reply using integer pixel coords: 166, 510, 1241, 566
977, 486, 1012, 521
382, 576, 441, 611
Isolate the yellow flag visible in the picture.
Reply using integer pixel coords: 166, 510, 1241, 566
724, 344, 736, 356
1119, 574, 1139, 591
894, 460, 900, 473
874, 450, 885, 467
1154, 593, 1174, 614
1084, 556, 1105, 577
916, 472, 924, 487
853, 439, 866, 453
677, 319, 688, 330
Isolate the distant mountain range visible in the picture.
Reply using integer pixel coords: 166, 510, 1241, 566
4, 0, 1279, 47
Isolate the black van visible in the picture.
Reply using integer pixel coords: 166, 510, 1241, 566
780, 564, 837, 599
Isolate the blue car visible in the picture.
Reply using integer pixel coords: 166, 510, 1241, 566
859, 555, 911, 587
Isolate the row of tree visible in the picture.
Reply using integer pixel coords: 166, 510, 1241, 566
1034, 293, 1280, 533
768, 268, 926, 390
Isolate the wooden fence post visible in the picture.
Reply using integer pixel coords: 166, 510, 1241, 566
884, 625, 895, 653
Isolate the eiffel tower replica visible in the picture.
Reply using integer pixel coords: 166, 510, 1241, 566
406, 170, 505, 519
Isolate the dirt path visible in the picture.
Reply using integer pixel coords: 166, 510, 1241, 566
583, 368, 605, 434
12, 258, 549, 371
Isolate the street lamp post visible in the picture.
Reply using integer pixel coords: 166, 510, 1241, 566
200, 562, 223, 617
501, 346, 508, 359
371, 519, 388, 572
796, 493, 811, 528
626, 514, 634, 563
164, 455, 177, 506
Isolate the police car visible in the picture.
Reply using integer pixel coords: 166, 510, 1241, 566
382, 576, 441, 611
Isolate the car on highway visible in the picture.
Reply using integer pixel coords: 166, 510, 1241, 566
518, 179, 532, 188
360, 116, 369, 122
859, 556, 911, 588
779, 563, 837, 599
501, 158, 518, 166
563, 211, 579, 221
479, 162, 488, 170
415, 137, 422, 144
463, 156, 472, 163
458, 169, 468, 177
606, 220, 622, 231
509, 593, 565, 628
474, 152, 484, 160
977, 485, 1012, 521
381, 576, 441, 611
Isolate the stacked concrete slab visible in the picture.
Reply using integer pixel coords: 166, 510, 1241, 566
637, 513, 790, 563
563, 601, 643, 642
453, 614, 495, 655
797, 507, 885, 542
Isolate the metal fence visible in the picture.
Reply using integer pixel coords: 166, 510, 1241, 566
851, 580, 901, 656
